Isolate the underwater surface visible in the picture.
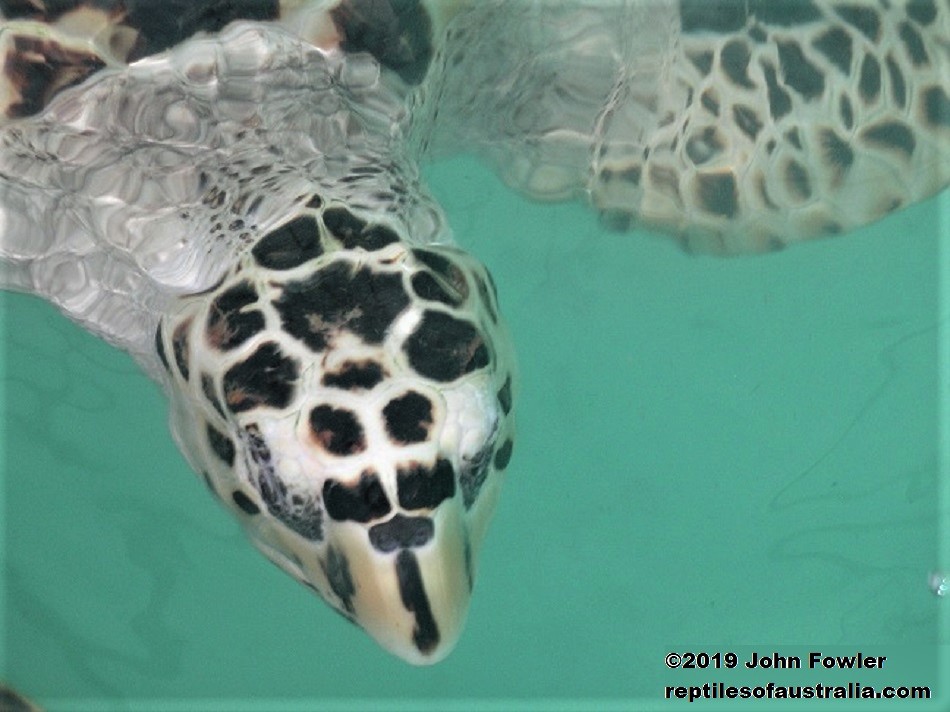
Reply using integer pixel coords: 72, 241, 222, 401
1, 152, 947, 709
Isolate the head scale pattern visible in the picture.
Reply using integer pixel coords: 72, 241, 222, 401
2, 0, 946, 670
156, 197, 515, 664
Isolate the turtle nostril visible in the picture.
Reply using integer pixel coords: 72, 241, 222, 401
368, 514, 434, 553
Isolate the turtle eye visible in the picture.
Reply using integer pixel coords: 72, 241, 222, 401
322, 471, 390, 522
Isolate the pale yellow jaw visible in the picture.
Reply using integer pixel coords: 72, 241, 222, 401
252, 498, 473, 665
323, 504, 472, 665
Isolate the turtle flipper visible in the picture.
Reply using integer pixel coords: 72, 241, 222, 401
593, 0, 950, 253
426, 0, 948, 253
0, 19, 444, 376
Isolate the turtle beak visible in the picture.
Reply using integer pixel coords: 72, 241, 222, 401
310, 502, 473, 665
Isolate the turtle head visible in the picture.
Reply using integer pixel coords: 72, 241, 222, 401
158, 206, 515, 664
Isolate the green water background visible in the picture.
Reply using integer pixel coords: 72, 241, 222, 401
1, 154, 948, 709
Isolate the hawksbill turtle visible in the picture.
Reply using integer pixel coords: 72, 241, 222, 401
0, 0, 947, 666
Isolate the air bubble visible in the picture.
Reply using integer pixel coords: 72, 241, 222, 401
928, 571, 948, 597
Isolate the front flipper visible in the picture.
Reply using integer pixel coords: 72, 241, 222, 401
0, 20, 442, 377
425, 0, 948, 253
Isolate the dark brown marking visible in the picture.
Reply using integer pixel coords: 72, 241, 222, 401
473, 272, 498, 323
751, 0, 823, 26
121, 0, 279, 60
819, 129, 855, 184
411, 271, 463, 308
683, 0, 822, 32
686, 126, 725, 165
201, 373, 226, 417
223, 341, 298, 413
497, 375, 513, 415
368, 515, 434, 553
359, 224, 401, 250
395, 550, 440, 654
397, 460, 456, 510
812, 27, 853, 74
330, 0, 434, 85
411, 249, 470, 302
619, 165, 642, 185
777, 40, 825, 100
695, 172, 739, 218
859, 54, 881, 104
4, 35, 106, 118
861, 121, 916, 158
680, 0, 746, 33
459, 442, 494, 509
404, 311, 490, 383
700, 88, 721, 116
310, 405, 366, 456
748, 24, 768, 42
251, 215, 323, 270
323, 470, 390, 523
785, 160, 812, 201
906, 0, 937, 25
732, 104, 762, 140
244, 423, 324, 541
898, 21, 929, 66
172, 318, 192, 381
720, 39, 754, 88
232, 490, 260, 515
273, 261, 410, 352
305, 194, 323, 209
206, 280, 265, 351
463, 535, 474, 591
383, 391, 433, 445
839, 94, 854, 130
322, 546, 356, 613
760, 60, 791, 120
323, 206, 399, 251
833, 4, 881, 41
885, 54, 907, 108
155, 322, 170, 373
785, 127, 802, 150
921, 85, 950, 129
206, 424, 235, 467
494, 439, 514, 471
321, 360, 386, 390
688, 50, 714, 76
322, 206, 364, 239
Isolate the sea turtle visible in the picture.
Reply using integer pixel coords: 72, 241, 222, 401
0, 0, 947, 667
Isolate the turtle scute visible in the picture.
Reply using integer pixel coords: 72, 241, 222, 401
160, 219, 516, 664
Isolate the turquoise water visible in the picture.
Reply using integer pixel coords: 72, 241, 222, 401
2, 153, 948, 709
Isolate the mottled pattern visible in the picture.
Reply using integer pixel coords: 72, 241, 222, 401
600, 0, 950, 251
159, 200, 514, 664
424, 0, 948, 253
1, 0, 946, 667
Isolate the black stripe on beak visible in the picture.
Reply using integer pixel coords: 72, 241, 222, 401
395, 549, 439, 654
